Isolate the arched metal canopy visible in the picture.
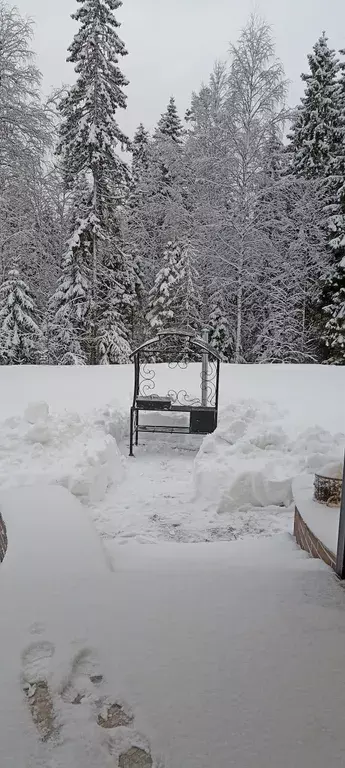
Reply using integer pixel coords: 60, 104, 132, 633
130, 327, 223, 361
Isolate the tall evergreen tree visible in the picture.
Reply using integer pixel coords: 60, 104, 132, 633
322, 260, 345, 363
0, 268, 42, 364
174, 244, 202, 331
286, 33, 345, 362
49, 178, 92, 364
287, 33, 341, 180
132, 123, 150, 181
320, 46, 345, 363
57, 0, 131, 364
146, 241, 181, 331
209, 291, 233, 361
156, 97, 184, 143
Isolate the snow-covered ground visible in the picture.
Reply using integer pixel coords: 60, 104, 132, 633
0, 364, 344, 553
3, 484, 345, 768
1, 364, 345, 767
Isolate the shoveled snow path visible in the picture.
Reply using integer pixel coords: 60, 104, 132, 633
3, 485, 345, 767
91, 438, 293, 549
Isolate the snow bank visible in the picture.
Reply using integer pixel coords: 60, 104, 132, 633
0, 401, 126, 505
194, 400, 345, 518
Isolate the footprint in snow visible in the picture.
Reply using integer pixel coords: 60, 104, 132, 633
21, 643, 157, 766
21, 641, 57, 742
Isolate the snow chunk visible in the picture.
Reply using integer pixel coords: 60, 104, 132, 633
218, 471, 293, 515
318, 461, 343, 479
24, 401, 49, 424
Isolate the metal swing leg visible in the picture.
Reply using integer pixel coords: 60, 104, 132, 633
135, 409, 139, 446
129, 407, 135, 457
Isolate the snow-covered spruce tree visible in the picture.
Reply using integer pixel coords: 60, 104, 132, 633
48, 178, 92, 364
287, 35, 345, 363
128, 99, 188, 305
156, 97, 184, 144
153, 96, 185, 195
321, 261, 345, 363
319, 47, 345, 363
146, 241, 182, 331
174, 244, 202, 331
208, 291, 233, 361
287, 33, 341, 180
57, 0, 131, 364
132, 123, 150, 182
0, 269, 42, 365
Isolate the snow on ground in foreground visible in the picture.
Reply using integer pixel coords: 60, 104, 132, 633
3, 485, 345, 768
0, 364, 344, 548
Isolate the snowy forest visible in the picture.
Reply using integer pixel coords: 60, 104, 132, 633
0, 0, 345, 366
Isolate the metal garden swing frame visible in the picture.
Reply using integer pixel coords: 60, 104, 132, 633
129, 328, 222, 456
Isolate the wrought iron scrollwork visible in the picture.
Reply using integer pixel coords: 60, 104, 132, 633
167, 389, 201, 407
139, 362, 156, 397
168, 360, 188, 370
200, 359, 217, 407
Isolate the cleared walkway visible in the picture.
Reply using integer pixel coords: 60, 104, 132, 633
1, 486, 345, 767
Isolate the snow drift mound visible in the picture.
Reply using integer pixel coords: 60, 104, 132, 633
194, 400, 345, 516
0, 401, 126, 504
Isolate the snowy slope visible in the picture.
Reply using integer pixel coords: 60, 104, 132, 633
0, 364, 344, 549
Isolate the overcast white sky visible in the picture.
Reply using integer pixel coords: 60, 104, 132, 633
14, 0, 345, 138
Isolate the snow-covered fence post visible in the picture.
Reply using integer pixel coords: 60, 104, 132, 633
335, 455, 345, 579
201, 328, 209, 407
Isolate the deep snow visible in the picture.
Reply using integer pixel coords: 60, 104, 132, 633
0, 364, 344, 550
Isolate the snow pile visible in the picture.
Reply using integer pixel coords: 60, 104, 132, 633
318, 461, 343, 479
194, 400, 345, 517
0, 401, 126, 504
0, 365, 344, 545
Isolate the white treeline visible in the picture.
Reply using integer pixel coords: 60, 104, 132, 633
0, 3, 344, 365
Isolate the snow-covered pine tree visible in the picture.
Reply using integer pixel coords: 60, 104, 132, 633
208, 291, 233, 361
97, 289, 132, 364
174, 244, 202, 331
287, 36, 345, 364
0, 268, 42, 364
287, 33, 341, 180
128, 98, 188, 307
132, 123, 150, 182
156, 97, 184, 143
322, 261, 345, 363
57, 0, 131, 365
48, 176, 92, 364
320, 47, 345, 363
153, 97, 185, 194
146, 241, 182, 331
